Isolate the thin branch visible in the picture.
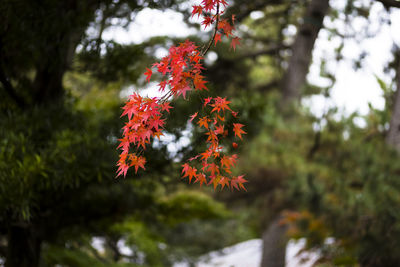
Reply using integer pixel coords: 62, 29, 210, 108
376, 0, 400, 8
201, 3, 220, 57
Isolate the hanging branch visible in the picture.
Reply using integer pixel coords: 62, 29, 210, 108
117, 0, 247, 191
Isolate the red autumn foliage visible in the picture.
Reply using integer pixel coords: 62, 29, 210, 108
117, 0, 246, 190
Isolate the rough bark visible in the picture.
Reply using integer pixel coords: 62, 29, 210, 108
386, 56, 400, 150
260, 215, 289, 267
281, 0, 330, 104
5, 226, 41, 267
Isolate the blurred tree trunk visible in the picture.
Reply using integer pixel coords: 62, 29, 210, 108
33, 29, 83, 105
281, 0, 330, 104
5, 226, 41, 267
386, 54, 400, 150
260, 215, 288, 267
261, 0, 329, 266
2, 1, 98, 265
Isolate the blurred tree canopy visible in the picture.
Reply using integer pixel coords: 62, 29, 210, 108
0, 1, 250, 267
209, 0, 400, 266
2, 0, 400, 267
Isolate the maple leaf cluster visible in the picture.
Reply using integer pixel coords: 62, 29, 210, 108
152, 40, 206, 99
193, 0, 241, 51
184, 97, 247, 190
117, 93, 171, 177
117, 0, 247, 190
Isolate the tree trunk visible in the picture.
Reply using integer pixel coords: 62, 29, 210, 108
260, 215, 289, 267
386, 55, 400, 150
33, 28, 83, 105
281, 0, 330, 104
5, 226, 41, 267
261, 1, 330, 266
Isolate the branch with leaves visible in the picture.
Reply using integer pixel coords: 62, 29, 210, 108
117, 0, 247, 191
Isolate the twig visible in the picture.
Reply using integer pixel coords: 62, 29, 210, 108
201, 3, 220, 57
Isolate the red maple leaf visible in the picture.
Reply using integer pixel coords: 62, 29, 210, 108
198, 116, 209, 129
230, 37, 241, 51
158, 80, 168, 92
201, 0, 215, 11
178, 85, 191, 99
192, 5, 203, 18
231, 175, 247, 191
132, 155, 146, 173
207, 163, 219, 176
214, 125, 224, 135
211, 97, 231, 113
182, 166, 197, 183
203, 97, 212, 107
153, 131, 163, 140
160, 102, 173, 113
202, 16, 213, 29
233, 123, 246, 139
144, 68, 152, 82
208, 175, 220, 190
194, 173, 207, 187
200, 149, 212, 160
117, 163, 130, 178
189, 112, 198, 122
214, 33, 222, 46
219, 177, 230, 190
148, 117, 165, 132
218, 19, 233, 37
194, 74, 208, 91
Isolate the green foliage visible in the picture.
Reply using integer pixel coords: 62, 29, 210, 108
2, 0, 400, 266
236, 89, 400, 265
44, 244, 140, 267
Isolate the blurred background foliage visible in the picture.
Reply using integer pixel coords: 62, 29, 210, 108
1, 0, 400, 266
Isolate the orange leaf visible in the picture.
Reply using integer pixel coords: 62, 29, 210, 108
194, 173, 207, 187
214, 33, 222, 46
144, 68, 152, 82
198, 116, 209, 129
233, 123, 246, 139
